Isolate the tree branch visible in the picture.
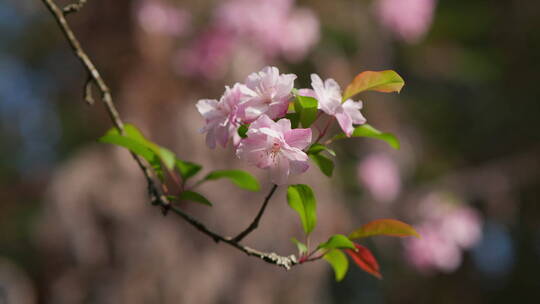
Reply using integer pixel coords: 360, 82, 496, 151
232, 184, 278, 242
41, 0, 297, 270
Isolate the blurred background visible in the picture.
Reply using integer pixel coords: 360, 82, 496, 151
1, 0, 540, 303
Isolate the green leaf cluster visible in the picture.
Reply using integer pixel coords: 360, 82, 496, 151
99, 124, 260, 208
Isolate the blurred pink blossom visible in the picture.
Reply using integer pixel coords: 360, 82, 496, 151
357, 154, 401, 203
136, 0, 191, 36
276, 8, 320, 62
176, 28, 235, 79
374, 0, 437, 44
217, 0, 319, 59
178, 0, 319, 78
405, 225, 462, 273
404, 194, 483, 274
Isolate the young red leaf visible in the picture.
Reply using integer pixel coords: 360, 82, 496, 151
349, 219, 419, 239
345, 243, 382, 279
343, 70, 404, 100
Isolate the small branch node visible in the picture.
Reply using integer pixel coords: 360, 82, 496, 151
63, 0, 88, 15
84, 76, 95, 105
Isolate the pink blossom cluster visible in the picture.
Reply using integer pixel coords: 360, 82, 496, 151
374, 0, 437, 44
179, 0, 319, 78
216, 0, 319, 61
404, 194, 483, 274
196, 66, 367, 185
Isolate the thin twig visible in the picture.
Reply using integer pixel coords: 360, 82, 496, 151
314, 116, 334, 144
232, 184, 278, 242
167, 204, 297, 269
41, 0, 297, 270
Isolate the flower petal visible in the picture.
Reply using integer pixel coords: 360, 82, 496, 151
196, 99, 219, 118
277, 118, 292, 132
342, 99, 367, 125
290, 160, 310, 174
311, 74, 341, 114
297, 88, 316, 98
281, 146, 309, 162
236, 134, 272, 168
335, 107, 354, 137
270, 154, 290, 185
284, 128, 312, 150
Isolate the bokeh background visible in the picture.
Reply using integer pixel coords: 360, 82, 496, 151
1, 0, 540, 303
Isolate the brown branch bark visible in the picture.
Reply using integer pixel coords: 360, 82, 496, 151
41, 0, 297, 270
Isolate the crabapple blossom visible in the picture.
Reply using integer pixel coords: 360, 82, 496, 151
242, 66, 297, 121
374, 0, 437, 44
236, 115, 312, 185
304, 74, 366, 136
357, 154, 401, 203
196, 83, 248, 149
404, 194, 483, 274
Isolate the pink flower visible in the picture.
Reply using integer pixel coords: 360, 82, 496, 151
196, 83, 248, 149
306, 74, 366, 136
242, 66, 297, 121
175, 27, 235, 79
278, 8, 320, 62
404, 194, 483, 274
374, 0, 437, 44
357, 154, 401, 203
404, 224, 462, 274
236, 115, 311, 185
136, 0, 192, 37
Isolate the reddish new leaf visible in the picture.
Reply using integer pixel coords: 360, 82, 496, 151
343, 70, 404, 100
345, 243, 382, 279
349, 219, 419, 240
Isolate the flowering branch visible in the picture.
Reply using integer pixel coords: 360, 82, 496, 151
41, 0, 298, 270
42, 0, 416, 281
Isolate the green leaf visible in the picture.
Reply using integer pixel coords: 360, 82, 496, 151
237, 124, 249, 139
285, 113, 300, 129
332, 124, 400, 149
309, 154, 334, 177
286, 184, 317, 235
175, 159, 202, 180
307, 143, 336, 157
349, 219, 420, 240
318, 234, 356, 250
178, 190, 212, 206
204, 170, 260, 191
158, 147, 176, 170
294, 95, 319, 128
323, 249, 349, 282
99, 134, 156, 163
99, 124, 177, 169
290, 237, 308, 255
343, 70, 405, 100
